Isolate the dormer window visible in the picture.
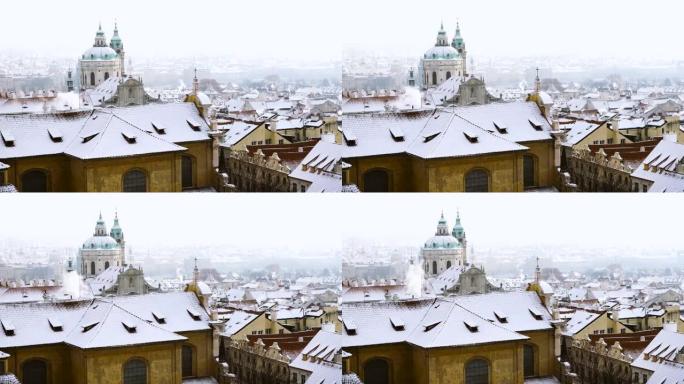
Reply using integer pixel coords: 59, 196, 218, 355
1, 128, 15, 147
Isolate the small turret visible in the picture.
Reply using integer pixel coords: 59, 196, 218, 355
93, 23, 108, 48
435, 22, 449, 47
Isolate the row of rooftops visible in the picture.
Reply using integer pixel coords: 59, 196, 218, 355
0, 102, 210, 160
0, 291, 210, 350
342, 101, 553, 160
341, 291, 552, 349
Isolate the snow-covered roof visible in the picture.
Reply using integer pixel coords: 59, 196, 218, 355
632, 329, 684, 373
222, 310, 259, 337
453, 291, 553, 333
112, 292, 211, 333
452, 102, 553, 143
289, 140, 342, 193
342, 295, 529, 349
645, 361, 684, 384
631, 140, 684, 192
0, 103, 209, 160
342, 107, 529, 160
290, 330, 341, 384
427, 265, 462, 294
563, 121, 600, 146
0, 294, 209, 349
562, 310, 600, 336
220, 120, 260, 147
0, 91, 85, 115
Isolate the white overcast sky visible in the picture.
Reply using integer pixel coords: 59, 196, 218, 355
0, 195, 344, 250
0, 194, 682, 250
0, 0, 681, 61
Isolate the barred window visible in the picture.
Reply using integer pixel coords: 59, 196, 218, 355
123, 359, 147, 384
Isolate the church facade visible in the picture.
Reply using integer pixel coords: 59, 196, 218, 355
421, 213, 466, 278
78, 212, 125, 278
413, 23, 467, 89
79, 24, 125, 90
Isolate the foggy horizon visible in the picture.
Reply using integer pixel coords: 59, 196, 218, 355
2, 0, 683, 62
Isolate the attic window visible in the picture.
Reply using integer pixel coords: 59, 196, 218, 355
81, 133, 99, 143
343, 130, 357, 146
494, 311, 508, 323
151, 122, 166, 134
1, 319, 15, 336
529, 308, 544, 320
187, 308, 201, 321
423, 321, 440, 332
529, 119, 543, 131
187, 119, 201, 131
48, 127, 63, 142
152, 311, 166, 324
122, 321, 137, 333
122, 132, 137, 144
463, 130, 479, 143
48, 317, 63, 332
81, 321, 99, 333
343, 318, 357, 334
493, 121, 508, 134
464, 321, 479, 333
1, 128, 15, 147
389, 316, 405, 331
423, 132, 440, 143
389, 126, 405, 142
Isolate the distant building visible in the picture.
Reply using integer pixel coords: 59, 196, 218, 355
79, 24, 124, 90
78, 212, 125, 278
418, 23, 467, 89
421, 212, 465, 278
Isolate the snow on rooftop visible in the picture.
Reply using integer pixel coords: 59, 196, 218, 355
0, 103, 209, 160
632, 140, 684, 192
632, 329, 684, 373
342, 294, 531, 349
290, 330, 341, 384
0, 292, 211, 350
563, 310, 603, 337
289, 140, 342, 192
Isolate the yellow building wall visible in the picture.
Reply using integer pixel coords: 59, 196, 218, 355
346, 341, 530, 384
573, 125, 632, 149
522, 140, 555, 188
230, 125, 292, 151
345, 145, 561, 192
75, 153, 181, 192
5, 344, 73, 384
423, 152, 523, 192
179, 330, 215, 379
80, 342, 182, 384
3, 155, 71, 192
571, 312, 632, 341
229, 313, 289, 340
178, 141, 213, 189
522, 330, 555, 378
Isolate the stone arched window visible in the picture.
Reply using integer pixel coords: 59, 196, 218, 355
465, 169, 489, 192
104, 72, 110, 81
21, 169, 48, 192
22, 359, 48, 384
90, 72, 96, 86
432, 72, 438, 85
90, 261, 96, 275
446, 71, 452, 80
363, 358, 389, 384
104, 261, 110, 270
123, 169, 147, 192
363, 169, 390, 192
465, 358, 489, 384
182, 344, 195, 378
432, 261, 437, 275
123, 358, 147, 384
446, 260, 452, 269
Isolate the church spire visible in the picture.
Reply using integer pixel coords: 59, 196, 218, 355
193, 257, 199, 284
535, 256, 541, 284
535, 67, 542, 93
192, 68, 200, 95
